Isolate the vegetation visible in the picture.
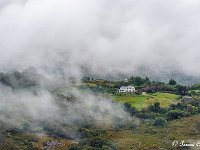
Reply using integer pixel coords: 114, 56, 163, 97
166, 110, 184, 120
168, 79, 177, 85
114, 92, 179, 110
129, 76, 150, 86
153, 117, 167, 127
2, 72, 200, 149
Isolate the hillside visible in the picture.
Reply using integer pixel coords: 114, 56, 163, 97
0, 73, 200, 149
108, 113, 200, 149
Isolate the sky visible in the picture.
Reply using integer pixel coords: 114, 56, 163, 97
0, 0, 200, 77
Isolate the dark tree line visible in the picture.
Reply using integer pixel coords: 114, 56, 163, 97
129, 76, 150, 86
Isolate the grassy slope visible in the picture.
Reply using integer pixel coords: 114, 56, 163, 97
113, 92, 179, 110
113, 95, 148, 110
108, 114, 200, 150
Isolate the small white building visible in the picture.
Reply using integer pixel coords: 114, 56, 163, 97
118, 86, 136, 93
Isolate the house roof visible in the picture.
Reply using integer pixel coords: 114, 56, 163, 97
127, 86, 134, 88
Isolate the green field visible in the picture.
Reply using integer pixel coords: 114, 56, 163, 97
113, 92, 179, 110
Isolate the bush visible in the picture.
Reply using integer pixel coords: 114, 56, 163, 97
136, 112, 154, 119
176, 102, 187, 110
147, 102, 161, 113
124, 102, 131, 111
129, 107, 137, 116
154, 117, 167, 127
78, 128, 106, 139
167, 110, 184, 120
88, 137, 107, 148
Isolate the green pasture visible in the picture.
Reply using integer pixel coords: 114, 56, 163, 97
113, 92, 179, 110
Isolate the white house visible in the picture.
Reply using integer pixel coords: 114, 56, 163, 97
118, 86, 136, 93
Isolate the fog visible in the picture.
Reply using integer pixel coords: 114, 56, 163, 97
0, 84, 138, 133
0, 0, 200, 138
0, 0, 200, 77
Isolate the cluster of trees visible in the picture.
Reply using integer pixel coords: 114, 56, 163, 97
0, 67, 40, 89
168, 79, 177, 85
117, 76, 178, 88
137, 84, 187, 96
129, 76, 150, 86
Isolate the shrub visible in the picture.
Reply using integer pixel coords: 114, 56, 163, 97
176, 102, 187, 110
124, 102, 131, 111
169, 104, 176, 110
88, 137, 107, 148
167, 110, 184, 120
153, 117, 167, 127
159, 107, 168, 114
136, 112, 154, 119
78, 128, 106, 139
129, 107, 137, 116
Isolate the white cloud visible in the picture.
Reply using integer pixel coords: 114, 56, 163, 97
0, 0, 200, 76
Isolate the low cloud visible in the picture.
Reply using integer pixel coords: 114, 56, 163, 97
0, 0, 200, 77
0, 84, 138, 133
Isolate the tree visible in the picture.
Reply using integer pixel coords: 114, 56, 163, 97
148, 102, 161, 113
176, 85, 187, 96
168, 79, 177, 85
145, 77, 150, 82
154, 102, 161, 112
129, 76, 144, 86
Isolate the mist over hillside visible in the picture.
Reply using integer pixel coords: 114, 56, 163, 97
1, 1, 200, 149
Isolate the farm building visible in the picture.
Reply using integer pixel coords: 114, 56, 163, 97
118, 86, 136, 93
